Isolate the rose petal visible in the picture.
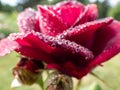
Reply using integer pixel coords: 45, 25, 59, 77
0, 38, 19, 56
3, 31, 90, 79
90, 21, 120, 66
17, 8, 40, 32
52, 6, 83, 28
57, 17, 113, 48
46, 60, 91, 79
90, 45, 120, 67
9, 32, 54, 63
52, 1, 97, 26
9, 31, 94, 62
38, 6, 67, 36
87, 4, 98, 21
74, 4, 98, 26
48, 1, 85, 27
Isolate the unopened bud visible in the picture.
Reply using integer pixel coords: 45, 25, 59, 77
45, 71, 73, 90
13, 67, 40, 85
11, 57, 44, 88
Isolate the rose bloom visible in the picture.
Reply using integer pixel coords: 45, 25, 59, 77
0, 1, 120, 79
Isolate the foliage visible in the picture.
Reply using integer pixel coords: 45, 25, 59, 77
0, 0, 120, 19
78, 0, 89, 4
16, 0, 64, 11
107, 2, 120, 20
94, 0, 110, 18
0, 12, 18, 37
0, 1, 14, 12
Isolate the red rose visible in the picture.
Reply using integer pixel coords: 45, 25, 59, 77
0, 1, 120, 79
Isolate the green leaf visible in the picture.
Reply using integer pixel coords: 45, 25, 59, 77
89, 82, 102, 90
36, 74, 44, 89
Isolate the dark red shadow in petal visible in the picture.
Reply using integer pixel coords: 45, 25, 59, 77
11, 33, 54, 63
8, 31, 94, 65
75, 4, 98, 25
90, 21, 120, 66
46, 59, 91, 79
57, 17, 113, 48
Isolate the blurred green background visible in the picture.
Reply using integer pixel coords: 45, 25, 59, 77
0, 0, 120, 90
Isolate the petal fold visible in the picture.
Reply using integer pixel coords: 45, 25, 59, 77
90, 21, 120, 66
10, 31, 94, 60
17, 8, 40, 32
57, 17, 113, 48
75, 4, 98, 25
48, 1, 85, 27
0, 38, 19, 56
38, 6, 67, 36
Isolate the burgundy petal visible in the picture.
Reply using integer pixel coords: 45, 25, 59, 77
47, 61, 91, 79
0, 37, 19, 56
90, 21, 120, 67
48, 1, 85, 27
52, 6, 83, 28
17, 8, 40, 32
87, 4, 98, 21
57, 17, 113, 48
9, 32, 54, 63
8, 31, 94, 62
38, 6, 67, 36
75, 4, 98, 25
53, 1, 97, 26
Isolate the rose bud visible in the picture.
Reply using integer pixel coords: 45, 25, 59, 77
12, 57, 44, 87
45, 71, 73, 90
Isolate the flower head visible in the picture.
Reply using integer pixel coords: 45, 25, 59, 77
0, 1, 120, 79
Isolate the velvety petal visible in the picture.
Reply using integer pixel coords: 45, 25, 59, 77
90, 21, 120, 67
54, 1, 98, 26
9, 32, 54, 63
0, 38, 19, 56
48, 1, 85, 27
8, 31, 94, 63
9, 31, 94, 79
17, 8, 40, 32
38, 6, 67, 36
57, 17, 113, 48
75, 4, 98, 25
46, 61, 91, 79
87, 4, 98, 21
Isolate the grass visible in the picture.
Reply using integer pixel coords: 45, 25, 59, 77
80, 54, 120, 90
0, 11, 18, 37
